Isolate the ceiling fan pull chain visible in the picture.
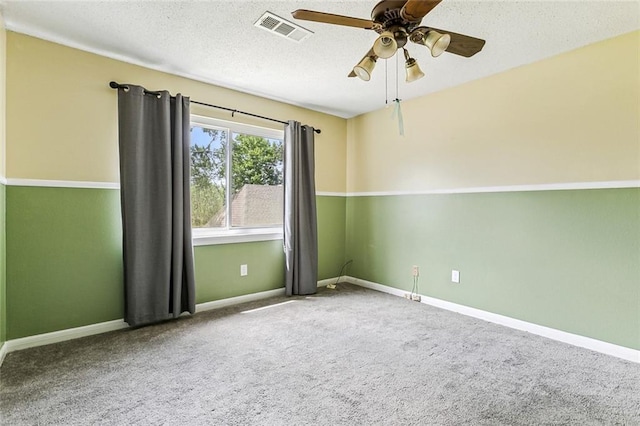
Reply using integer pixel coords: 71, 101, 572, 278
391, 53, 404, 136
395, 52, 400, 100
385, 59, 389, 106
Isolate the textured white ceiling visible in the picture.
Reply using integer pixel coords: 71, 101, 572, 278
2, 1, 639, 118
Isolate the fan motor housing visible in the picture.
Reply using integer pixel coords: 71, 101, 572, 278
372, 0, 420, 34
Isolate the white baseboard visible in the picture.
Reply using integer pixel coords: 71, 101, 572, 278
7, 276, 634, 366
318, 277, 339, 287
0, 341, 7, 366
196, 277, 339, 312
0, 280, 338, 366
4, 319, 129, 355
195, 287, 285, 313
346, 276, 640, 364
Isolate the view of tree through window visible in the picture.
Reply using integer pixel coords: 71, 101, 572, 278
190, 121, 284, 229
190, 126, 227, 228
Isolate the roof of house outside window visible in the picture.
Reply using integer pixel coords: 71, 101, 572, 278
207, 184, 283, 228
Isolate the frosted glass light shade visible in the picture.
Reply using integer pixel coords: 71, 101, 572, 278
373, 31, 397, 59
405, 59, 424, 82
424, 30, 451, 57
353, 56, 377, 81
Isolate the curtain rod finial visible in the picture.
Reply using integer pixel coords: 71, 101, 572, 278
109, 81, 119, 89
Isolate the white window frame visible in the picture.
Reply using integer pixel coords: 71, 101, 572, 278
190, 115, 285, 246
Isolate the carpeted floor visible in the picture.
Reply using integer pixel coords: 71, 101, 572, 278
1, 283, 639, 425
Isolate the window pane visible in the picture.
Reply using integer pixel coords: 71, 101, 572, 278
230, 133, 284, 227
190, 125, 227, 228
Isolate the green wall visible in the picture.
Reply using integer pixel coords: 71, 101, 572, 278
195, 240, 284, 303
6, 186, 124, 339
346, 188, 640, 350
7, 183, 638, 351
317, 196, 347, 279
193, 196, 346, 303
5, 186, 347, 339
0, 183, 5, 345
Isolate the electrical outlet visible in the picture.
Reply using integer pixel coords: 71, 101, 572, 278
411, 294, 421, 302
412, 265, 419, 277
451, 270, 460, 283
240, 264, 248, 276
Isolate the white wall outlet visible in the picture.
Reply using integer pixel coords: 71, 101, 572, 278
451, 270, 460, 283
240, 264, 248, 276
412, 265, 419, 277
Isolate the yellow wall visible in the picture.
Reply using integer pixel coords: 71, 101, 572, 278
8, 30, 638, 195
347, 31, 640, 193
0, 15, 6, 178
6, 32, 347, 193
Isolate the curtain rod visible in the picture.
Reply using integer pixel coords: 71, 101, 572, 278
109, 81, 321, 134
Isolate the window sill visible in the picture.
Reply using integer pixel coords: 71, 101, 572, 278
192, 227, 283, 246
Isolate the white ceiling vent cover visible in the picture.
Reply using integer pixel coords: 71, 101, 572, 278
254, 11, 312, 43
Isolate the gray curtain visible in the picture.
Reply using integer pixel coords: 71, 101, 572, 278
116, 84, 195, 326
284, 121, 318, 296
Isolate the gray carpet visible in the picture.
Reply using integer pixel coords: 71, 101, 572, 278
1, 283, 639, 425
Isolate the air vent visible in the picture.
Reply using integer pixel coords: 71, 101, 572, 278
254, 11, 313, 43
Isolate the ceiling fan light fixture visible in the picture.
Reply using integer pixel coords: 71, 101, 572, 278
373, 31, 398, 59
403, 48, 424, 83
353, 55, 377, 81
405, 59, 424, 82
424, 30, 451, 57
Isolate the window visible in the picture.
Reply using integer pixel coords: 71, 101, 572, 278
190, 115, 284, 244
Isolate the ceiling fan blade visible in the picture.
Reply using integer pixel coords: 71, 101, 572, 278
429, 27, 486, 57
400, 0, 444, 22
292, 9, 376, 30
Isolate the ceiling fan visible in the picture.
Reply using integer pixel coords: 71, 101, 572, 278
292, 0, 485, 82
